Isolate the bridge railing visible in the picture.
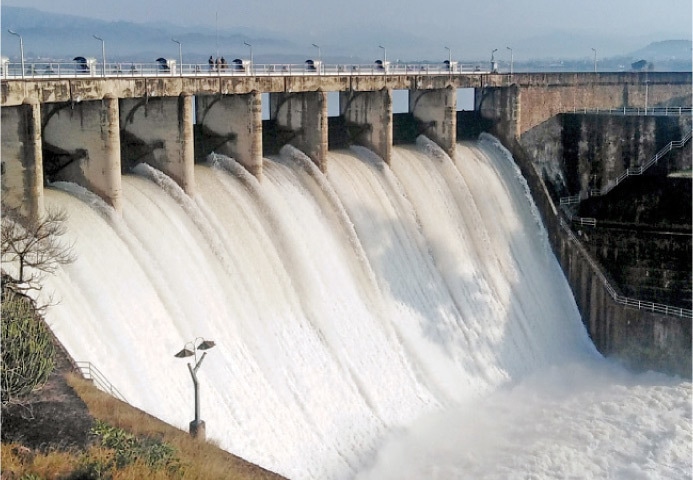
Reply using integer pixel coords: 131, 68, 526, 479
75, 361, 128, 403
1, 61, 487, 79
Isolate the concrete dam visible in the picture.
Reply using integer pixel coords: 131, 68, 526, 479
1, 69, 691, 478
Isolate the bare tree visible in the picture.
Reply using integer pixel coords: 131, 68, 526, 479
1, 205, 76, 295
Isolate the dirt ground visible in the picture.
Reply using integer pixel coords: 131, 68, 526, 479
1, 336, 94, 451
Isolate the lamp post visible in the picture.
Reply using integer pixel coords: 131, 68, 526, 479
172, 38, 182, 76
379, 44, 387, 63
174, 337, 216, 439
93, 35, 106, 76
7, 30, 24, 79
591, 48, 597, 73
244, 41, 253, 73
506, 46, 513, 75
311, 43, 321, 74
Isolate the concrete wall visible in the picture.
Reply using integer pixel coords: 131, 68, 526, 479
557, 228, 691, 377
520, 114, 692, 201
501, 135, 691, 378
1, 100, 44, 221
476, 73, 692, 143
42, 96, 122, 212
196, 92, 263, 176
514, 72, 692, 136
580, 227, 691, 308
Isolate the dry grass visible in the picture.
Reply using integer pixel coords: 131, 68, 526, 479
67, 372, 287, 480
1, 371, 287, 480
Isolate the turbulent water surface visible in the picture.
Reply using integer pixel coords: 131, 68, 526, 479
35, 135, 691, 479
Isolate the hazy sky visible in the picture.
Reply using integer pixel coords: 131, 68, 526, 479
6, 0, 693, 60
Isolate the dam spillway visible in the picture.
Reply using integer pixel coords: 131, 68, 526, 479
34, 136, 690, 479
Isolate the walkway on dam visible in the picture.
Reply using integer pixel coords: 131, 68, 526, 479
2, 60, 489, 79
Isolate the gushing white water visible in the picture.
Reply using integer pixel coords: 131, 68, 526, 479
36, 136, 690, 480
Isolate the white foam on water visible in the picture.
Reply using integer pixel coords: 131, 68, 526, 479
33, 138, 689, 480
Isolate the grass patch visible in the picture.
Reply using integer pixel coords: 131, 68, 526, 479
1, 372, 286, 480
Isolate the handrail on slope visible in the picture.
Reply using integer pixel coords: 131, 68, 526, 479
75, 361, 128, 403
559, 130, 692, 205
559, 218, 692, 319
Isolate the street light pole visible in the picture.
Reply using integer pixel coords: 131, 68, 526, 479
172, 38, 182, 76
244, 41, 253, 73
7, 30, 24, 79
379, 45, 387, 64
175, 338, 216, 439
444, 46, 452, 77
506, 46, 513, 75
312, 43, 321, 74
93, 35, 106, 76
591, 48, 597, 73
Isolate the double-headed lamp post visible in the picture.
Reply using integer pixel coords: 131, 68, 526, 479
7, 30, 24, 79
506, 46, 514, 75
93, 35, 106, 76
174, 337, 216, 439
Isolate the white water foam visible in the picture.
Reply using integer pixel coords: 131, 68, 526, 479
34, 138, 690, 479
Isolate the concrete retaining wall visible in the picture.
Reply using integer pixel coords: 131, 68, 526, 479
498, 132, 691, 378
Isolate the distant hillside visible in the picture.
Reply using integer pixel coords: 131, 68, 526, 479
1, 6, 297, 63
2, 6, 691, 68
610, 40, 693, 71
628, 40, 692, 61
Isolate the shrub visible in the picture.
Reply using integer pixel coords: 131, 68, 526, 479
1, 289, 55, 405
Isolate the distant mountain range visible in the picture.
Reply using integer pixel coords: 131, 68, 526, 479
2, 6, 691, 70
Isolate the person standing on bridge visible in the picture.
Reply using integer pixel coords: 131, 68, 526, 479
208, 56, 214, 71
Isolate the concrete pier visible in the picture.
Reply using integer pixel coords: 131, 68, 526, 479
409, 86, 457, 157
42, 95, 122, 213
196, 92, 263, 176
270, 91, 328, 171
1, 99, 44, 221
340, 88, 393, 163
120, 94, 195, 195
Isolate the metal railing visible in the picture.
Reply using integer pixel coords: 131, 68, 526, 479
589, 130, 692, 197
573, 106, 693, 116
559, 218, 692, 319
559, 130, 692, 205
76, 361, 128, 403
1, 61, 488, 80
